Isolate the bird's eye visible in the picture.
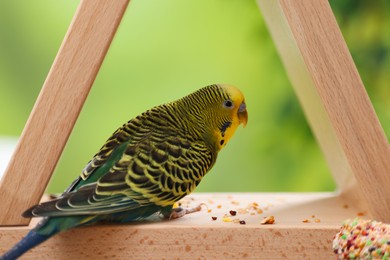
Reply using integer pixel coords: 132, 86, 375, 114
223, 100, 233, 109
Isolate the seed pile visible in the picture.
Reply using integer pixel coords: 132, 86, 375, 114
203, 197, 272, 225
333, 218, 390, 259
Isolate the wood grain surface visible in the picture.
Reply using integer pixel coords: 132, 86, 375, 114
257, 0, 390, 222
0, 193, 364, 259
0, 0, 129, 225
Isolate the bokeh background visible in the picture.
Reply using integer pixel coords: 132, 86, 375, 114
0, 1, 388, 194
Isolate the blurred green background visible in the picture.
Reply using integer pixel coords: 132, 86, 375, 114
0, 1, 388, 194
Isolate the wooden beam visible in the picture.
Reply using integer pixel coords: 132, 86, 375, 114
0, 193, 365, 259
257, 0, 390, 222
0, 0, 129, 226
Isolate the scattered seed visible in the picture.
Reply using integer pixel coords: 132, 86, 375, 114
207, 209, 212, 213
261, 216, 275, 225
231, 201, 240, 205
302, 219, 310, 223
357, 212, 365, 216
229, 210, 237, 216
217, 205, 222, 209
240, 220, 246, 225
222, 215, 232, 222
256, 209, 263, 214
212, 216, 217, 221
315, 218, 321, 223
311, 215, 316, 218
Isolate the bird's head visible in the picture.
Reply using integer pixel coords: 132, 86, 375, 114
179, 84, 248, 151
211, 84, 248, 151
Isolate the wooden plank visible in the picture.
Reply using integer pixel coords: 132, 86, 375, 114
0, 0, 129, 226
257, 0, 390, 222
0, 193, 365, 259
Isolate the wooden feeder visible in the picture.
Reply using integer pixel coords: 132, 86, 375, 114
0, 0, 389, 258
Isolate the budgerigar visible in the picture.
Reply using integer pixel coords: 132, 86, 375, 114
1, 84, 247, 259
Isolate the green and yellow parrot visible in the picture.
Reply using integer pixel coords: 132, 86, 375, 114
1, 84, 247, 259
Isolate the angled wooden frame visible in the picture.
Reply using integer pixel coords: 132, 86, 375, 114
1, 0, 389, 258
0, 0, 130, 225
257, 0, 390, 221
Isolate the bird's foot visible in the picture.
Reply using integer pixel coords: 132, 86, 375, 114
168, 203, 205, 220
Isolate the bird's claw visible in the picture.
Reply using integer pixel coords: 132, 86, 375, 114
169, 203, 205, 220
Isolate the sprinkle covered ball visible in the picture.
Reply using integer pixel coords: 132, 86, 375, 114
333, 218, 390, 259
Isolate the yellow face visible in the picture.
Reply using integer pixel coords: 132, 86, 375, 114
214, 84, 248, 151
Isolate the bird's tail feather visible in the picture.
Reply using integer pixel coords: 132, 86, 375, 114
1, 230, 53, 260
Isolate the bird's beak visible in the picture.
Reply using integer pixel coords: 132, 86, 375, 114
238, 102, 248, 127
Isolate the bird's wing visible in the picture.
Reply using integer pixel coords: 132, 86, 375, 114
95, 133, 216, 207
24, 132, 215, 217
63, 117, 148, 193
23, 183, 141, 217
